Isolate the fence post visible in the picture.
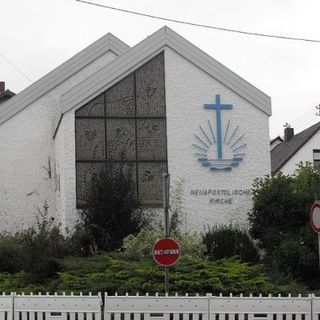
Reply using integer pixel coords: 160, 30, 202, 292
207, 293, 211, 320
10, 292, 15, 320
310, 293, 314, 320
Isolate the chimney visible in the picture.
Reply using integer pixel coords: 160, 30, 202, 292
0, 82, 4, 95
284, 127, 294, 142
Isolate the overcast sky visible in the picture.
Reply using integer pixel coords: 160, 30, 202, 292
1, 0, 319, 138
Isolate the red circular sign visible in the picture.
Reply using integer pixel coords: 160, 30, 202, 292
152, 238, 181, 266
310, 202, 320, 233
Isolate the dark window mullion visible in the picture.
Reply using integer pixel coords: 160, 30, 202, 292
103, 91, 108, 172
134, 73, 140, 202
77, 159, 166, 163
163, 52, 168, 174
76, 116, 166, 120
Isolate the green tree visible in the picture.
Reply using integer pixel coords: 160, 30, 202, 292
80, 165, 144, 251
248, 163, 320, 285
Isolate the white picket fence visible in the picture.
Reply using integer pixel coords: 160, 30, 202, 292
0, 293, 102, 320
0, 293, 320, 320
104, 294, 313, 320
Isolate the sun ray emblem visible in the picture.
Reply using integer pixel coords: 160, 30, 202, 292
193, 95, 247, 171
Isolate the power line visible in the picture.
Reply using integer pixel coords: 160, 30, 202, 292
0, 53, 33, 83
290, 111, 316, 125
294, 117, 317, 131
295, 117, 316, 129
76, 0, 320, 44
289, 106, 319, 126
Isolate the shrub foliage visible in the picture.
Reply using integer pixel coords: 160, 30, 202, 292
122, 229, 205, 260
0, 253, 306, 295
202, 225, 259, 263
0, 204, 70, 282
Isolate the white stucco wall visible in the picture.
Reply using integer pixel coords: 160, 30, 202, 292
54, 108, 79, 229
280, 130, 320, 175
164, 48, 271, 231
0, 50, 118, 233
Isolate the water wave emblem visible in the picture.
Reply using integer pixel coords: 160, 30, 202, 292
193, 95, 247, 171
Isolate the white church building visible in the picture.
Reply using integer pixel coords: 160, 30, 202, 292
0, 27, 271, 232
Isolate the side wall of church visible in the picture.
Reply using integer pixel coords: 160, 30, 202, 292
0, 50, 118, 232
164, 48, 271, 231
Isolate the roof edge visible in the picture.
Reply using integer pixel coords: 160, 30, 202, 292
0, 32, 130, 126
164, 27, 271, 115
0, 89, 15, 100
270, 136, 283, 145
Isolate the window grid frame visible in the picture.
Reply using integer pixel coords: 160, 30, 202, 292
75, 52, 167, 207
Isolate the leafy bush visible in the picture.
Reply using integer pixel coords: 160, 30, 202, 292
122, 229, 205, 260
248, 163, 320, 285
0, 204, 73, 282
169, 179, 185, 235
66, 223, 97, 257
80, 165, 145, 251
121, 229, 159, 260
202, 225, 259, 263
268, 231, 318, 285
122, 178, 205, 261
0, 234, 25, 273
177, 232, 206, 259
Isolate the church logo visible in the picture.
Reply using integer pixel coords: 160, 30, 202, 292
193, 94, 247, 171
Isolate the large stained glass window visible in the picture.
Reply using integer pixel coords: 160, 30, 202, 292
75, 53, 167, 207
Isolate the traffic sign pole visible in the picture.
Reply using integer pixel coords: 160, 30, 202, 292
318, 233, 320, 273
315, 194, 320, 273
311, 194, 320, 274
163, 173, 170, 294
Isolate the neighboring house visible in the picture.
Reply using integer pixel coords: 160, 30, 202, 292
0, 82, 15, 105
270, 136, 283, 151
0, 26, 271, 233
271, 122, 320, 174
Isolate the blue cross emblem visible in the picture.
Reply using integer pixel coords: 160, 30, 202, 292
193, 94, 247, 171
204, 95, 233, 159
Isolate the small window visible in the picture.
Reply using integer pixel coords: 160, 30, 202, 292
313, 150, 320, 168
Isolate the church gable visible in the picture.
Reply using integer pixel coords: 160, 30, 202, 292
61, 26, 271, 123
74, 53, 167, 207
